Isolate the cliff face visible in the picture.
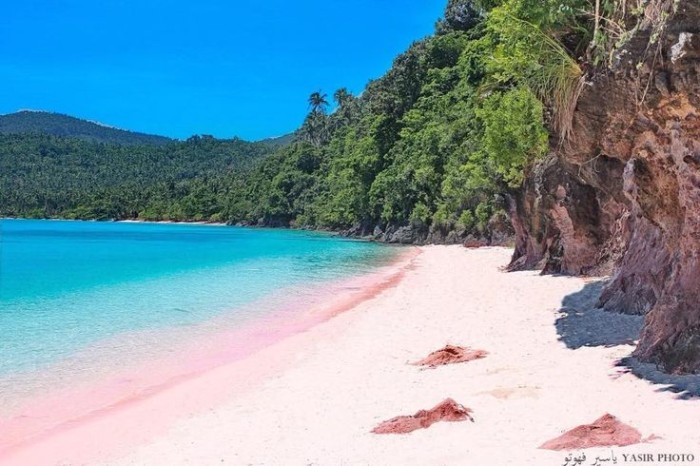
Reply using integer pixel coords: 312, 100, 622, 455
510, 1, 700, 373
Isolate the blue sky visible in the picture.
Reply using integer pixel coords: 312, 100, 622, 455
0, 1, 445, 141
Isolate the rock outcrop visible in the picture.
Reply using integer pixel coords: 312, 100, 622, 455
342, 215, 514, 246
510, 1, 700, 373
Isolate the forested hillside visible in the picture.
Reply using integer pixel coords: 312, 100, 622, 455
0, 111, 173, 146
0, 134, 273, 220
224, 0, 593, 243
258, 133, 295, 148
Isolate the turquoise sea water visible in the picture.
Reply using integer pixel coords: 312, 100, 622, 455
0, 219, 398, 377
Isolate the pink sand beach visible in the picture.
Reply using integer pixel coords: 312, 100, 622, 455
2, 246, 700, 465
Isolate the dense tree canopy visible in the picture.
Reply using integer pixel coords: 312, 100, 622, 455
219, 0, 593, 240
0, 134, 273, 221
2, 0, 602, 242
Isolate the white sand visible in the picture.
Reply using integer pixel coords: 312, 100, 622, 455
107, 246, 700, 465
13, 246, 700, 465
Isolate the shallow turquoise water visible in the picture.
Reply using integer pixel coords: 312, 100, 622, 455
0, 219, 398, 376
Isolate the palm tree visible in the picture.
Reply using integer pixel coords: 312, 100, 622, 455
333, 88, 353, 108
308, 91, 329, 114
300, 111, 328, 147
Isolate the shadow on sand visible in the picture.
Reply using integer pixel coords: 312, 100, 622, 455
556, 280, 700, 400
556, 280, 643, 349
616, 357, 700, 400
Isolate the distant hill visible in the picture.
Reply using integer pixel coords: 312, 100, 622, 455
0, 132, 276, 221
0, 111, 173, 146
259, 132, 295, 148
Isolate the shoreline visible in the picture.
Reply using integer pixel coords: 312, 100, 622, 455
0, 217, 367, 241
1, 217, 492, 247
3, 246, 700, 465
1, 217, 229, 227
0, 247, 419, 465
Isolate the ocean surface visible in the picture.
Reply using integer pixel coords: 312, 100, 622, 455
0, 219, 399, 378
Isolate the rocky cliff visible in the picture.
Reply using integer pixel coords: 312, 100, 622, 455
509, 0, 700, 373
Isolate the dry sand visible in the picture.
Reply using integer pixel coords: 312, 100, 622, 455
6, 246, 700, 465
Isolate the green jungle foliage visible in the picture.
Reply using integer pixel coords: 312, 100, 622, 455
0, 134, 273, 221
2, 0, 596, 240
223, 0, 591, 238
0, 111, 173, 146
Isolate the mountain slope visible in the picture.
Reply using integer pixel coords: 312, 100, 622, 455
258, 133, 295, 148
0, 133, 274, 221
0, 111, 173, 146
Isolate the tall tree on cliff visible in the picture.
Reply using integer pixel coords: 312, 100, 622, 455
300, 91, 331, 147
308, 91, 329, 113
436, 0, 485, 33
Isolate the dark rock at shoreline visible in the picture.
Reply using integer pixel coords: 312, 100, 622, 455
235, 216, 513, 248
383, 225, 425, 244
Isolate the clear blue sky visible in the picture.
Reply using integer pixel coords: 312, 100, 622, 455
0, 1, 445, 141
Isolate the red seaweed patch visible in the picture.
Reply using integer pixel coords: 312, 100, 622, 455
540, 414, 644, 450
413, 345, 487, 368
372, 398, 473, 434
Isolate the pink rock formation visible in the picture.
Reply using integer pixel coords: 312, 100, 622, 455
508, 1, 700, 374
372, 398, 473, 435
413, 345, 487, 367
540, 414, 643, 450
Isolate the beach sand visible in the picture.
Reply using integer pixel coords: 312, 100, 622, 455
4, 246, 700, 465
